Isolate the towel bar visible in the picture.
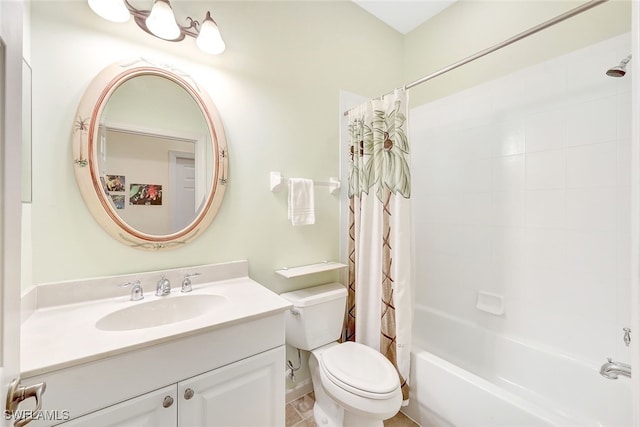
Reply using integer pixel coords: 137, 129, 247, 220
270, 171, 340, 194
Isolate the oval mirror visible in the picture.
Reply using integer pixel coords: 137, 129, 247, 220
72, 58, 228, 250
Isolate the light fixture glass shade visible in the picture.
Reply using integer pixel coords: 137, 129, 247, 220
196, 12, 225, 55
88, 0, 130, 23
145, 0, 181, 40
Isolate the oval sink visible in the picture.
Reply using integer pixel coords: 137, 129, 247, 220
96, 294, 225, 331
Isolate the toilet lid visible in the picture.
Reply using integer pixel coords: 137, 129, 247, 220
319, 342, 400, 398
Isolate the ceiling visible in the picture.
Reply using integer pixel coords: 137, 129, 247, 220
352, 0, 457, 34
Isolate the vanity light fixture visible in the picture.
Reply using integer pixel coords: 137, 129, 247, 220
88, 0, 226, 54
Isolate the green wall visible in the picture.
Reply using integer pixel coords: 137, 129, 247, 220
27, 1, 403, 292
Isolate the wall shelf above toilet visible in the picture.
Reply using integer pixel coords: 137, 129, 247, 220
275, 261, 347, 279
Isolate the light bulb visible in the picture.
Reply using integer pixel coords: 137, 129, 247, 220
88, 0, 130, 23
196, 12, 225, 55
145, 0, 181, 40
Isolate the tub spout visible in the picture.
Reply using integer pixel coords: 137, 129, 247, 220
600, 358, 631, 379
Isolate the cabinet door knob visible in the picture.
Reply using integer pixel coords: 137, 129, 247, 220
163, 396, 174, 408
184, 388, 195, 400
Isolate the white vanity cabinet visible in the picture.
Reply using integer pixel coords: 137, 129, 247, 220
23, 313, 287, 427
59, 347, 284, 427
20, 263, 292, 427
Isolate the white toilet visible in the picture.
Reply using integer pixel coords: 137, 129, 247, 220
280, 283, 402, 427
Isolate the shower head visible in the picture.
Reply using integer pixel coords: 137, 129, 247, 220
606, 54, 631, 77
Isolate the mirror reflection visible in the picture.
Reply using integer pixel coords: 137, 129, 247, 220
98, 75, 212, 235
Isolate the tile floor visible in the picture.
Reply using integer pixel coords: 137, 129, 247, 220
286, 392, 419, 427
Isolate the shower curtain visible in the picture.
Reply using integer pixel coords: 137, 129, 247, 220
345, 89, 412, 402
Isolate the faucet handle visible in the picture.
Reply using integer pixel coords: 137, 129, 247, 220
119, 280, 141, 289
181, 272, 200, 293
120, 280, 144, 301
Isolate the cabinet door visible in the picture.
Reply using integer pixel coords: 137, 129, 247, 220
58, 385, 177, 427
178, 346, 285, 427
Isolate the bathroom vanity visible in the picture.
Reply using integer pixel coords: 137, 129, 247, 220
19, 261, 291, 427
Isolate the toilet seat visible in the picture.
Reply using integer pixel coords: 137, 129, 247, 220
318, 341, 400, 400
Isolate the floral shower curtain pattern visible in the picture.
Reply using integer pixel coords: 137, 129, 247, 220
345, 89, 412, 402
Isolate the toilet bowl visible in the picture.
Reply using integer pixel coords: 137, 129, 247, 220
280, 283, 402, 427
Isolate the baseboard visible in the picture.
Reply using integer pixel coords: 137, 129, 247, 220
286, 378, 313, 403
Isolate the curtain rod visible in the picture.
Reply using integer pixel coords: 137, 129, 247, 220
343, 0, 609, 117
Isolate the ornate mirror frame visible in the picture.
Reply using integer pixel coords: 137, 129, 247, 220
72, 58, 228, 250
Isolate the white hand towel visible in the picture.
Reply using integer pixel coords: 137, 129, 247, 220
288, 178, 315, 226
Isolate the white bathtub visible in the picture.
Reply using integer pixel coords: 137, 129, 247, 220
402, 306, 632, 427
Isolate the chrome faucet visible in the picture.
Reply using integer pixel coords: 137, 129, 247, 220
120, 280, 144, 301
600, 358, 631, 379
181, 272, 201, 293
156, 275, 171, 296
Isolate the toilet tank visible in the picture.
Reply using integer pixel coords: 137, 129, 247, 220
279, 282, 348, 351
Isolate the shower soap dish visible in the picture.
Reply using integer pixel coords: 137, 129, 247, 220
476, 291, 504, 316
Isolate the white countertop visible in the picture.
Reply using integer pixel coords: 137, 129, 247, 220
21, 275, 291, 378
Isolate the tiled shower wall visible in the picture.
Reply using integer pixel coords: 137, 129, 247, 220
411, 33, 632, 365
